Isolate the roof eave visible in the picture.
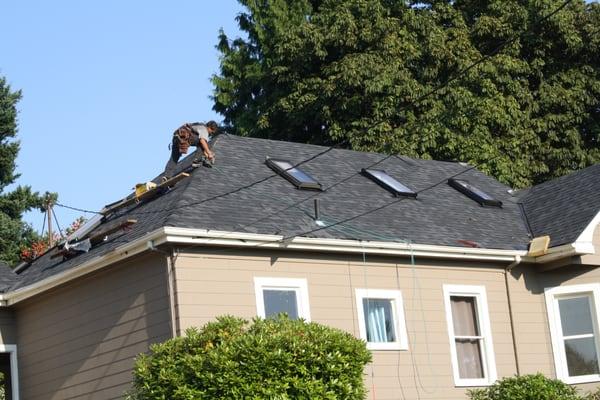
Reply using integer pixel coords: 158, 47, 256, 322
0, 226, 539, 306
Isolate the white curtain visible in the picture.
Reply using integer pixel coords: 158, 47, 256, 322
451, 296, 484, 379
364, 299, 395, 342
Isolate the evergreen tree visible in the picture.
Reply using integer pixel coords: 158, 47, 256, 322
0, 76, 45, 266
212, 0, 600, 188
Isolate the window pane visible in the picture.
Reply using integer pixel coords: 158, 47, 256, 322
559, 296, 595, 337
273, 160, 318, 184
363, 298, 396, 343
263, 290, 298, 319
0, 353, 12, 400
451, 296, 480, 336
565, 337, 600, 377
455, 339, 484, 379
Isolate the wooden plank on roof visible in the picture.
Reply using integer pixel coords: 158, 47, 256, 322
89, 219, 137, 245
50, 219, 138, 260
102, 172, 189, 215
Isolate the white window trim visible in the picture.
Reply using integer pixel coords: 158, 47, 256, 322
545, 283, 600, 384
0, 344, 19, 400
355, 288, 409, 351
253, 277, 311, 321
443, 284, 497, 387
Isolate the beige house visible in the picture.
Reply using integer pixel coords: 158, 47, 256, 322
0, 134, 599, 399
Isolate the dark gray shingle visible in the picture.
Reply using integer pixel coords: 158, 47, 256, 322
10, 134, 599, 291
519, 164, 600, 247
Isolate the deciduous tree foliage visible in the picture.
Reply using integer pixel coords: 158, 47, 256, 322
0, 77, 45, 266
212, 0, 600, 188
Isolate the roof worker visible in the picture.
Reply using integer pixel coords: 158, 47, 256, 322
163, 121, 218, 179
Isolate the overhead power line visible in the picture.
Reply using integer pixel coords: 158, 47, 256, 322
53, 0, 578, 228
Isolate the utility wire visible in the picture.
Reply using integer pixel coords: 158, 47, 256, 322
55, 203, 102, 215
125, 143, 338, 216
52, 0, 579, 225
281, 162, 479, 241
396, 0, 577, 115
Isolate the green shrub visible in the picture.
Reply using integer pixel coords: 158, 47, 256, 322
583, 388, 600, 400
468, 374, 581, 400
127, 315, 372, 399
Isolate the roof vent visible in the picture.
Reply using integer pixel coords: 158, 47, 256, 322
448, 178, 502, 207
266, 158, 322, 190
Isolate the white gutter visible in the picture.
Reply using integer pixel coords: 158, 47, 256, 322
0, 228, 168, 305
1, 226, 571, 306
163, 227, 526, 262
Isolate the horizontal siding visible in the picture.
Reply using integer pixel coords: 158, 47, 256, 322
174, 249, 517, 400
0, 308, 16, 345
15, 253, 172, 400
509, 262, 600, 393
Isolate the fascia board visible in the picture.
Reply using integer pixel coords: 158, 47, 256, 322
1, 228, 168, 305
2, 227, 530, 306
533, 241, 595, 264
163, 227, 525, 262
573, 210, 600, 255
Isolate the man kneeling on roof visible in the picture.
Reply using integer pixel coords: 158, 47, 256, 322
163, 121, 218, 179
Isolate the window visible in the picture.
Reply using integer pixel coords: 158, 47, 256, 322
545, 284, 600, 384
254, 277, 311, 321
448, 178, 502, 207
443, 285, 497, 386
265, 158, 322, 190
361, 169, 417, 198
356, 289, 408, 350
0, 345, 19, 400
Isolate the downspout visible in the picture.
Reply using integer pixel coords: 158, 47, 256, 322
166, 250, 180, 338
148, 240, 179, 338
505, 255, 522, 376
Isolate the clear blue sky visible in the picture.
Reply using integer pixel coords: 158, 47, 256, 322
1, 1, 244, 232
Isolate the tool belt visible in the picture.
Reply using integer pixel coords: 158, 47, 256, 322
173, 124, 194, 154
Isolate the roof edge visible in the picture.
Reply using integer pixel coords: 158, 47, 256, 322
163, 227, 526, 261
12, 227, 594, 306
1, 228, 168, 305
573, 210, 600, 253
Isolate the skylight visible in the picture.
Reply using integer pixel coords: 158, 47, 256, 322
448, 178, 502, 207
266, 158, 322, 190
362, 169, 417, 197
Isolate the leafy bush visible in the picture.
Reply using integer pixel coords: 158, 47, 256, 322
468, 374, 581, 400
127, 315, 371, 399
584, 388, 600, 400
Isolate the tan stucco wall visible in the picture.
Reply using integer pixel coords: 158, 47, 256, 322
173, 248, 518, 400
14, 253, 172, 400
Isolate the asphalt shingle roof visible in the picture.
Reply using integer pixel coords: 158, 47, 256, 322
0, 262, 19, 292
10, 134, 599, 291
519, 164, 600, 247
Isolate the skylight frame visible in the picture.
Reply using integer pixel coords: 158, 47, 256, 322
361, 168, 417, 198
448, 178, 502, 207
266, 158, 322, 190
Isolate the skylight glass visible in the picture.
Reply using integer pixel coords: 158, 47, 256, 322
448, 178, 502, 207
266, 158, 322, 190
362, 168, 417, 197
